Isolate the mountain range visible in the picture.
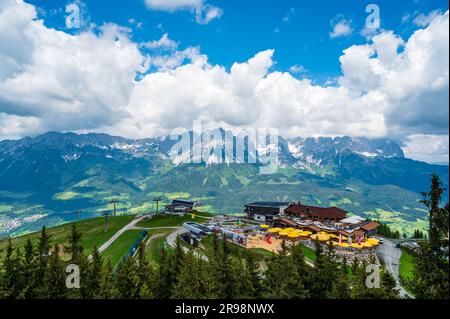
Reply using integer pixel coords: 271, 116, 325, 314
0, 131, 448, 237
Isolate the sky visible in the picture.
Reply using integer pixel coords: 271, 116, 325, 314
0, 0, 448, 163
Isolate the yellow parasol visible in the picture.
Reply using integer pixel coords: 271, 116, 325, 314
268, 228, 282, 233
338, 242, 350, 248
361, 242, 373, 248
329, 234, 339, 239
366, 238, 379, 245
260, 224, 270, 229
298, 231, 310, 237
311, 234, 330, 242
284, 227, 295, 232
351, 243, 363, 249
279, 230, 290, 236
288, 232, 300, 239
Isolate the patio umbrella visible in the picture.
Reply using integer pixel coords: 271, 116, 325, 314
361, 242, 373, 248
367, 238, 379, 245
279, 230, 290, 236
338, 243, 350, 248
268, 228, 282, 233
351, 243, 363, 249
311, 234, 330, 241
284, 227, 295, 232
260, 224, 270, 229
288, 232, 300, 239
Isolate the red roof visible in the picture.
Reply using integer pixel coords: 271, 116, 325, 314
273, 218, 299, 227
361, 221, 380, 231
285, 203, 347, 220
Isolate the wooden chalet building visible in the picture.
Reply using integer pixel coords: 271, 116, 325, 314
284, 203, 347, 222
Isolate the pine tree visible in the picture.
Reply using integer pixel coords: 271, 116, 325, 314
172, 248, 218, 299
330, 267, 351, 299
135, 241, 154, 299
410, 174, 449, 298
0, 239, 19, 298
115, 256, 139, 298
154, 247, 173, 299
65, 223, 83, 264
380, 271, 399, 299
35, 226, 52, 297
87, 247, 103, 298
262, 241, 306, 299
290, 243, 310, 298
20, 239, 36, 299
243, 250, 262, 298
45, 245, 67, 299
98, 260, 118, 299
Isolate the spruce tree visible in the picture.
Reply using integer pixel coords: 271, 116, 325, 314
98, 260, 118, 299
65, 223, 83, 264
135, 241, 154, 299
45, 245, 67, 299
244, 250, 262, 298
115, 257, 138, 298
154, 247, 173, 299
35, 226, 52, 297
410, 174, 449, 298
87, 247, 103, 298
0, 239, 19, 298
20, 239, 36, 299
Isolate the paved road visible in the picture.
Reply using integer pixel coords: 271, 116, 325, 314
166, 227, 189, 248
376, 238, 413, 298
96, 216, 143, 254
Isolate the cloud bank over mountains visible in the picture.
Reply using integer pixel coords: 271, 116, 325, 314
0, 0, 448, 163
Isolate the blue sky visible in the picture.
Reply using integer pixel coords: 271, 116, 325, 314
0, 0, 449, 162
28, 0, 448, 83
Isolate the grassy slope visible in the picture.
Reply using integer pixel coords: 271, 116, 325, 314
399, 249, 415, 279
147, 233, 173, 265
0, 215, 134, 258
301, 244, 316, 262
101, 229, 144, 266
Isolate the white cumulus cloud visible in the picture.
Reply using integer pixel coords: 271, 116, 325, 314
144, 0, 222, 24
330, 16, 353, 38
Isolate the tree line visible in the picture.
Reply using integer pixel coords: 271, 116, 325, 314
0, 223, 399, 299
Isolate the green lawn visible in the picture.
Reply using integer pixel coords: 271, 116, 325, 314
101, 229, 145, 266
0, 216, 135, 259
300, 244, 316, 262
146, 232, 173, 265
136, 214, 209, 228
399, 249, 415, 279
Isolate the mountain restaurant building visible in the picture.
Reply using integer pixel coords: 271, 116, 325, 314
284, 203, 347, 222
245, 202, 293, 222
